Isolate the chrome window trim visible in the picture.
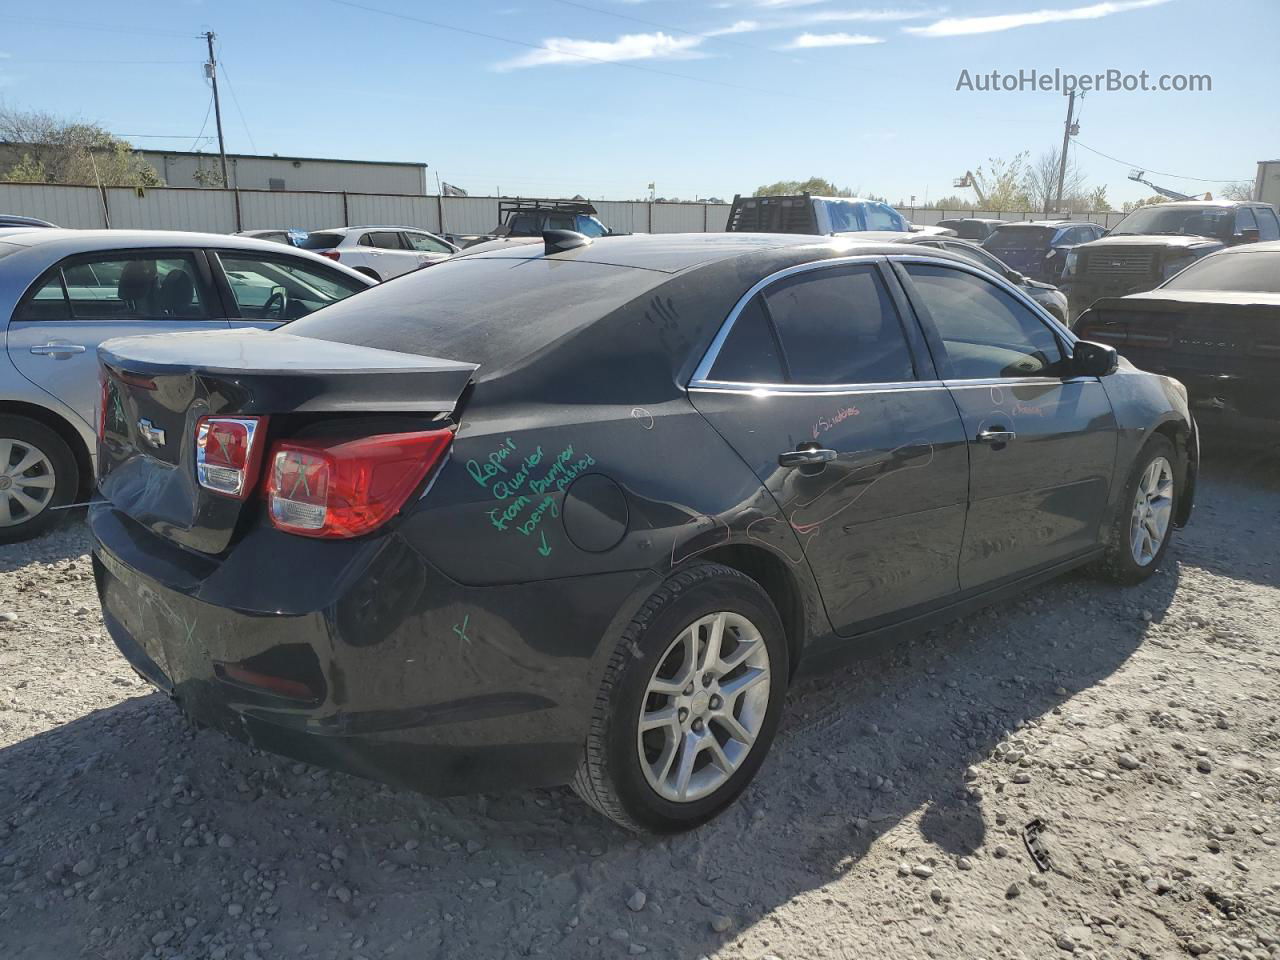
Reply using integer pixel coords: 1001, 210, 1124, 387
688, 251, 1077, 391
689, 378, 945, 398
688, 254, 887, 386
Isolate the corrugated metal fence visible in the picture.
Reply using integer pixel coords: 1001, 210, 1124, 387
0, 181, 1128, 234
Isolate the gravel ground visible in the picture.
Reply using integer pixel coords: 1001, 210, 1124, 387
1, 437, 1278, 960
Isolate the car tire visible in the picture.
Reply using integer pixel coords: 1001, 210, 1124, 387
1097, 433, 1178, 586
0, 415, 78, 544
354, 267, 381, 282
571, 562, 789, 833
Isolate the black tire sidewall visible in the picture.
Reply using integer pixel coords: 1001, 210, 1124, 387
0, 416, 78, 543
1109, 433, 1178, 582
601, 569, 788, 832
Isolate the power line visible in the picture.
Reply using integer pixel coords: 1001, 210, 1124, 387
214, 52, 258, 154
0, 16, 197, 39
191, 94, 216, 152
1072, 139, 1242, 183
5, 58, 197, 65
315, 0, 841, 104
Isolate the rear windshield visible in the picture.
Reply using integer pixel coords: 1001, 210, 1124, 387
1162, 250, 1280, 293
295, 232, 345, 250
984, 225, 1056, 249
287, 254, 672, 374
948, 221, 995, 240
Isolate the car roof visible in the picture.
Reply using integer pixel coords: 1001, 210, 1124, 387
0, 228, 319, 253
992, 220, 1093, 228
451, 231, 981, 274
317, 225, 437, 233
1131, 200, 1261, 209
1207, 239, 1280, 255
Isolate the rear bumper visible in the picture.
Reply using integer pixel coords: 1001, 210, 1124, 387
91, 504, 652, 795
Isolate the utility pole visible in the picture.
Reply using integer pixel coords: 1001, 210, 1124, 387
1053, 88, 1079, 215
204, 31, 229, 188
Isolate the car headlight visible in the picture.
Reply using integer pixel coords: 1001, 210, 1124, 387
1162, 255, 1195, 280
1063, 250, 1078, 276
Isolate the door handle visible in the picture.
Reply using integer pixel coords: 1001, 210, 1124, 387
976, 428, 1017, 444
778, 447, 837, 468
30, 342, 87, 358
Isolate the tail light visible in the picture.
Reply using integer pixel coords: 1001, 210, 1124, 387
317, 250, 340, 261
266, 429, 452, 539
196, 416, 268, 499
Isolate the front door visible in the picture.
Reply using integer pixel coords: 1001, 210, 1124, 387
689, 259, 970, 636
894, 260, 1117, 589
7, 250, 228, 434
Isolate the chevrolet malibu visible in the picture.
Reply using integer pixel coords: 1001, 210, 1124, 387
91, 232, 1198, 832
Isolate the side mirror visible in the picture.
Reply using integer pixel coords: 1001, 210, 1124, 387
1237, 227, 1260, 244
1072, 339, 1118, 377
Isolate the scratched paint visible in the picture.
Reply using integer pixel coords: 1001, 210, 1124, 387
811, 405, 861, 440
630, 407, 655, 430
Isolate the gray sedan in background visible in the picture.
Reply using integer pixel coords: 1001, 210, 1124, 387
0, 229, 374, 541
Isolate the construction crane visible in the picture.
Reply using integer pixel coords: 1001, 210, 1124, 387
1128, 169, 1198, 202
952, 171, 986, 206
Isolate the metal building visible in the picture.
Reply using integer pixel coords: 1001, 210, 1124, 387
136, 149, 429, 196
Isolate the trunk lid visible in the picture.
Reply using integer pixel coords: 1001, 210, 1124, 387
97, 328, 476, 555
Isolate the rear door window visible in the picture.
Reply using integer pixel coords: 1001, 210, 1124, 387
46, 254, 213, 320
13, 273, 71, 321
707, 297, 785, 383
1236, 207, 1258, 235
760, 264, 915, 385
360, 231, 403, 249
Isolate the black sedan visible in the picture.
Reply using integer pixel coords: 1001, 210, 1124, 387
91, 232, 1198, 833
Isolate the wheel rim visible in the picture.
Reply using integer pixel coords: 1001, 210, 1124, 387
0, 438, 57, 527
1129, 455, 1174, 567
637, 611, 772, 803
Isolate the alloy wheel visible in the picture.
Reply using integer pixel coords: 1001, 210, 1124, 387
637, 611, 772, 803
0, 438, 57, 528
1129, 455, 1174, 567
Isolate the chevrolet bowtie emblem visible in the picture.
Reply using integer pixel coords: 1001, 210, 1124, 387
137, 418, 166, 447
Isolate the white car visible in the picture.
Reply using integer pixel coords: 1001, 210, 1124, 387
295, 226, 458, 281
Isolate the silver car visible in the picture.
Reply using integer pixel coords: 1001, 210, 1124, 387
0, 229, 374, 542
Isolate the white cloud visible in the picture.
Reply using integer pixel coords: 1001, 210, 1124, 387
797, 7, 946, 23
783, 32, 886, 48
906, 0, 1170, 37
494, 31, 705, 70
705, 19, 761, 36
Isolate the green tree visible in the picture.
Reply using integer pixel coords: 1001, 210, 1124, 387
0, 107, 163, 187
753, 177, 856, 198
971, 153, 1032, 210
1120, 194, 1169, 213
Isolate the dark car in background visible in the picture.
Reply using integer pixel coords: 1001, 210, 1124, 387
451, 199, 611, 249
982, 220, 1106, 284
935, 217, 1004, 242
884, 233, 1069, 322
1076, 241, 1280, 419
92, 233, 1197, 833
1065, 201, 1280, 321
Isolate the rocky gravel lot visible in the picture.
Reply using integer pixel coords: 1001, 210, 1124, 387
1, 437, 1278, 960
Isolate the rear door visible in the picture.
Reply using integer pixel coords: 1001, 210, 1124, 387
689, 257, 970, 637
7, 249, 228, 432
894, 260, 1117, 588
357, 231, 417, 278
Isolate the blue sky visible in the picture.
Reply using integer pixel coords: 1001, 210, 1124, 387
1, 0, 1275, 207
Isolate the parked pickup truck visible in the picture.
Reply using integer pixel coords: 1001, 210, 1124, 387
448, 199, 612, 249
725, 193, 911, 235
1074, 242, 1280, 418
1064, 200, 1280, 321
